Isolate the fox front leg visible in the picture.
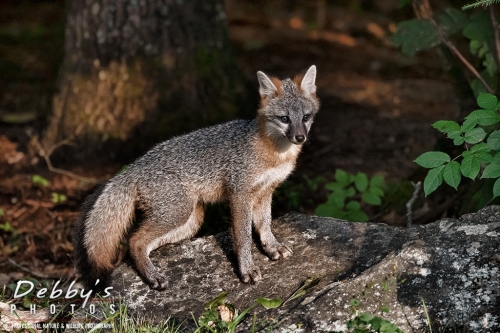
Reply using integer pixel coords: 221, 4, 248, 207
253, 192, 292, 260
230, 195, 262, 283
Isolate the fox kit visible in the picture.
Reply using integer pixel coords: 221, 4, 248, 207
73, 65, 320, 290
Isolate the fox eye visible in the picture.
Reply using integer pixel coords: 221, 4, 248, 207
280, 116, 290, 123
303, 114, 310, 122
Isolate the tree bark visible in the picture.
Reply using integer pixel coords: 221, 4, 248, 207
44, 0, 250, 163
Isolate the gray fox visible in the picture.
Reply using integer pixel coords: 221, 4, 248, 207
73, 65, 319, 290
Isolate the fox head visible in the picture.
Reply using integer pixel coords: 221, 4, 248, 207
256, 65, 320, 149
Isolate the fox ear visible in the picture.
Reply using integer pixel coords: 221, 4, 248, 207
301, 65, 317, 95
257, 71, 278, 98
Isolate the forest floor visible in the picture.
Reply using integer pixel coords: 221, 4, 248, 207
0, 1, 464, 283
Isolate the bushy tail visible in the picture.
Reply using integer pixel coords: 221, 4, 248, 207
73, 177, 136, 289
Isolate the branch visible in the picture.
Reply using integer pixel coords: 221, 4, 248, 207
489, 5, 500, 93
463, 0, 500, 10
28, 132, 98, 184
7, 258, 57, 279
406, 181, 422, 228
413, 0, 494, 94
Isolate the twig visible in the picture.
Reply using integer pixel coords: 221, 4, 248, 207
406, 181, 422, 228
28, 132, 98, 184
489, 5, 500, 93
7, 258, 56, 279
412, 0, 494, 94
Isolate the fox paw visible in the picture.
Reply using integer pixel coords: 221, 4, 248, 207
145, 271, 168, 290
240, 265, 262, 283
265, 243, 293, 260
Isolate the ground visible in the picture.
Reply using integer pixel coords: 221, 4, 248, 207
0, 1, 463, 282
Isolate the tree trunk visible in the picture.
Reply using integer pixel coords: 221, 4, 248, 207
43, 0, 251, 163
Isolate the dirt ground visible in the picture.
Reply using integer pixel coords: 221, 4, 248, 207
0, 1, 463, 282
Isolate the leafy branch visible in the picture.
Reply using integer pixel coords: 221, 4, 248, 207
415, 93, 500, 199
463, 0, 500, 10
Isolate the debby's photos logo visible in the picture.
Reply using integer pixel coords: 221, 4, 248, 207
7, 279, 115, 317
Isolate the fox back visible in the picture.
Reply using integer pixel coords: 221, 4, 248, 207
74, 65, 320, 290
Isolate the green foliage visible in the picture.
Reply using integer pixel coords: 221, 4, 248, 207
0, 208, 4, 217
391, 8, 467, 57
194, 292, 283, 333
283, 276, 321, 305
0, 221, 16, 233
462, 0, 500, 10
0, 220, 20, 254
392, 4, 498, 95
91, 301, 177, 333
330, 299, 404, 333
7, 278, 52, 309
32, 174, 49, 187
51, 192, 67, 204
315, 169, 385, 222
275, 175, 324, 211
415, 93, 500, 199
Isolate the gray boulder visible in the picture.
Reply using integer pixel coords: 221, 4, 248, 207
110, 206, 500, 332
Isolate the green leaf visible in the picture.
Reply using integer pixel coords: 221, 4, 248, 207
315, 203, 341, 217
391, 19, 439, 57
345, 186, 356, 197
466, 109, 500, 126
443, 161, 461, 190
335, 169, 349, 186
464, 127, 486, 144
350, 299, 360, 307
255, 297, 282, 309
463, 11, 492, 42
32, 175, 49, 187
447, 130, 462, 140
370, 186, 384, 197
414, 152, 451, 168
359, 312, 375, 323
204, 291, 228, 309
493, 177, 500, 198
346, 200, 361, 211
477, 93, 498, 110
461, 117, 477, 132
475, 152, 493, 163
327, 192, 346, 207
380, 306, 390, 313
438, 8, 468, 35
470, 39, 486, 57
432, 120, 460, 134
481, 162, 500, 179
423, 166, 445, 196
487, 130, 500, 150
362, 191, 382, 205
453, 136, 465, 145
484, 53, 497, 77
324, 182, 343, 192
461, 155, 481, 179
354, 173, 368, 192
493, 152, 500, 164
345, 210, 369, 222
470, 142, 490, 153
369, 175, 384, 188
380, 322, 399, 333
370, 316, 383, 330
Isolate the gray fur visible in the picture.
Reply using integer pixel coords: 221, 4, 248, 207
74, 66, 320, 289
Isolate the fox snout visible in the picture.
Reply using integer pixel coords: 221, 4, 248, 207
286, 123, 308, 144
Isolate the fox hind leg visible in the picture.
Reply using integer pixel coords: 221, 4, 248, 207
130, 190, 204, 290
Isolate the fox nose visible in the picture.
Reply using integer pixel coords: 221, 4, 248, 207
295, 135, 305, 143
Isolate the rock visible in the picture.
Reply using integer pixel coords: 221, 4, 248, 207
110, 206, 500, 332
